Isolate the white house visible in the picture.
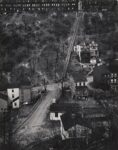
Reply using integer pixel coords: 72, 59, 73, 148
74, 45, 82, 62
7, 88, 20, 109
50, 103, 64, 121
7, 85, 32, 109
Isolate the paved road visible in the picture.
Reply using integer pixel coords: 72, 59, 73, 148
18, 84, 60, 134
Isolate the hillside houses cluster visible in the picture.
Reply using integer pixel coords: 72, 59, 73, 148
49, 77, 111, 142
49, 98, 111, 141
74, 40, 99, 66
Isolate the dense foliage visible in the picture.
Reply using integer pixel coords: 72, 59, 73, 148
0, 12, 75, 88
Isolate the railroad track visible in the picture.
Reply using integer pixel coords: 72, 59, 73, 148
62, 12, 84, 79
13, 93, 46, 134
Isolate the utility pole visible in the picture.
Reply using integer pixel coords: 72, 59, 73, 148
1, 103, 12, 150
1, 108, 7, 146
7, 105, 12, 150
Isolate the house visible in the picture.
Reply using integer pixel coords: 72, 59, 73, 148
60, 113, 92, 140
20, 86, 32, 105
75, 42, 91, 63
89, 41, 99, 58
75, 86, 88, 100
72, 72, 88, 100
49, 103, 81, 121
7, 87, 20, 109
74, 41, 99, 64
83, 107, 111, 139
93, 64, 110, 90
106, 58, 118, 93
81, 50, 91, 63
60, 107, 111, 140
7, 85, 32, 109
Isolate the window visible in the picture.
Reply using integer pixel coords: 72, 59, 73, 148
12, 94, 14, 98
55, 112, 58, 118
12, 89, 14, 92
111, 73, 114, 78
114, 79, 117, 83
114, 73, 117, 77
14, 102, 17, 106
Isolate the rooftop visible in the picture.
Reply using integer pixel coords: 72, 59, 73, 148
50, 103, 81, 113
61, 113, 91, 131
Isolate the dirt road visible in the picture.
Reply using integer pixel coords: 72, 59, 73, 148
18, 84, 60, 134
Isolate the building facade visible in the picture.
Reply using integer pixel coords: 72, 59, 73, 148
20, 86, 32, 105
82, 0, 117, 11
0, 0, 79, 14
7, 88, 20, 109
104, 59, 118, 93
7, 86, 32, 109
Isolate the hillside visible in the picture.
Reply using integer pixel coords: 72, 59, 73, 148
0, 10, 118, 90
0, 12, 75, 89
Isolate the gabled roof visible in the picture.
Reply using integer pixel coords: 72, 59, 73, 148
61, 111, 110, 131
7, 82, 31, 89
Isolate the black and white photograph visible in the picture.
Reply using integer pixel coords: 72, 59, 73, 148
0, 0, 118, 150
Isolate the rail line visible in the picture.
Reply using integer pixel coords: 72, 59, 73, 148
13, 93, 46, 134
62, 12, 84, 79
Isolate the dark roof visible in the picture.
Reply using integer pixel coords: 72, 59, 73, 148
61, 111, 110, 131
72, 71, 87, 83
50, 103, 81, 113
76, 86, 87, 90
109, 59, 118, 73
61, 113, 91, 131
20, 85, 32, 89
7, 84, 31, 89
